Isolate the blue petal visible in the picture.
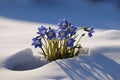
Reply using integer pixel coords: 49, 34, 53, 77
88, 33, 93, 37
32, 38, 37, 41
46, 29, 56, 40
66, 38, 75, 47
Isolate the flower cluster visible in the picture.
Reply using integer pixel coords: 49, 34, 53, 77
32, 18, 94, 62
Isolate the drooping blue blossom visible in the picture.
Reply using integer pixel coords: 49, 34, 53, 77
58, 30, 69, 40
32, 38, 42, 48
58, 18, 69, 30
66, 38, 75, 47
37, 26, 47, 37
46, 29, 56, 40
69, 25, 77, 36
88, 27, 94, 37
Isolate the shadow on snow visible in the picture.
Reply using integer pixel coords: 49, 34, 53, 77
56, 46, 120, 80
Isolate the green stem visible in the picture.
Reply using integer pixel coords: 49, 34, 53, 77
75, 33, 85, 46
41, 47, 46, 58
43, 37, 47, 47
76, 27, 84, 32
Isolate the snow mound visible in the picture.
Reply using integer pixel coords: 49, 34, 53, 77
4, 48, 47, 71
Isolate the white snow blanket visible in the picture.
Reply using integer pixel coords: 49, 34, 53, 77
0, 17, 120, 80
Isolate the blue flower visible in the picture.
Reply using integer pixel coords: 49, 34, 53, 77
32, 38, 42, 48
58, 30, 69, 40
58, 18, 69, 30
66, 38, 75, 47
88, 27, 94, 37
69, 25, 77, 36
37, 26, 47, 36
46, 29, 56, 40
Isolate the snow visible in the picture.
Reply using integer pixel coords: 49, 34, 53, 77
0, 0, 120, 80
0, 16, 120, 80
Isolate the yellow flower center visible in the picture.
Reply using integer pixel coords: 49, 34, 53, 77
61, 31, 65, 35
62, 23, 66, 28
67, 40, 71, 44
48, 32, 53, 36
36, 40, 41, 44
42, 30, 46, 34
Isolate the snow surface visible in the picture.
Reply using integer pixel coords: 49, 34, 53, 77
0, 16, 120, 80
0, 0, 120, 80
